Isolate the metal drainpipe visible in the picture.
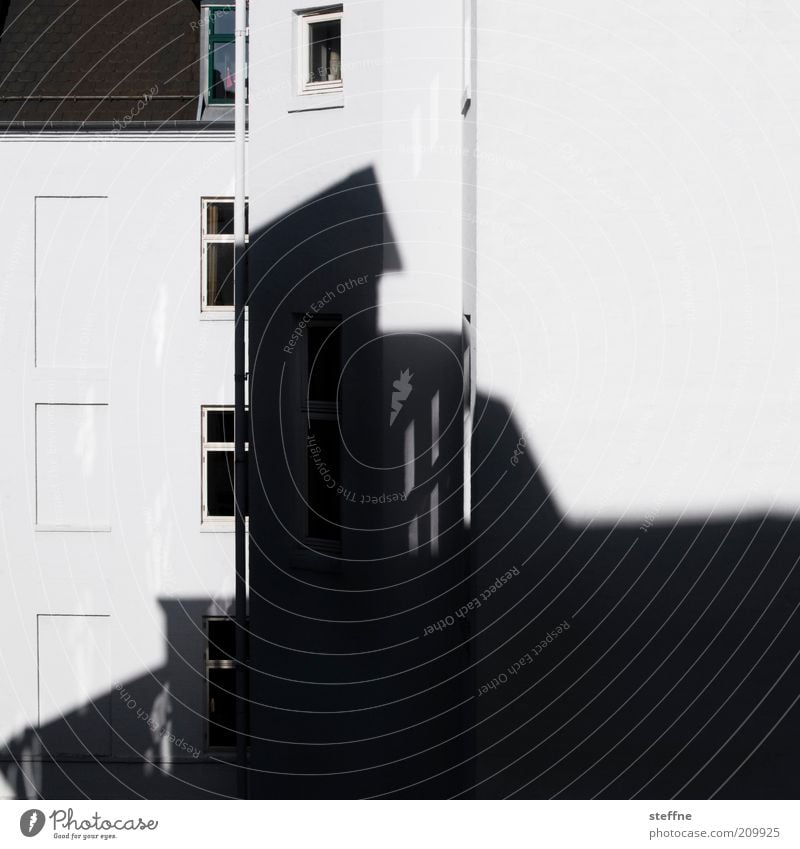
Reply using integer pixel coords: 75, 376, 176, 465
233, 0, 248, 801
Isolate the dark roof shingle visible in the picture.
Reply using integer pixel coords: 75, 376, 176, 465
0, 0, 201, 123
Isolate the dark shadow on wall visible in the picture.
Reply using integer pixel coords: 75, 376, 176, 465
0, 600, 239, 800
246, 163, 800, 800
246, 167, 473, 799
7, 395, 800, 800
470, 396, 800, 800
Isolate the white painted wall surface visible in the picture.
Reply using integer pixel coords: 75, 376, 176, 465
474, 0, 800, 524
0, 133, 239, 797
249, 0, 464, 337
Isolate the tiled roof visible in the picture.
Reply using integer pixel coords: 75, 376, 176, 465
0, 0, 201, 123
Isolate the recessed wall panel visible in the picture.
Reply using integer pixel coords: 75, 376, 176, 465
36, 403, 110, 528
35, 197, 108, 368
37, 615, 111, 757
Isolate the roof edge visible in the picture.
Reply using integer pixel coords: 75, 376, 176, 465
0, 119, 239, 134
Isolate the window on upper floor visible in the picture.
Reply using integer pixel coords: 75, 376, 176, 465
297, 6, 343, 95
204, 5, 248, 106
202, 406, 249, 522
202, 198, 249, 311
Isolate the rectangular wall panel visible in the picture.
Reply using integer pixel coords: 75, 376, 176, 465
37, 615, 111, 757
35, 196, 109, 368
36, 403, 110, 528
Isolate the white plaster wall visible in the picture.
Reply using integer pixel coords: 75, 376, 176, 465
0, 134, 239, 796
249, 0, 464, 336
474, 0, 800, 523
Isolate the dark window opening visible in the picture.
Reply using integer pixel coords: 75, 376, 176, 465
203, 407, 248, 521
300, 317, 342, 545
205, 618, 248, 749
308, 19, 341, 84
307, 418, 342, 539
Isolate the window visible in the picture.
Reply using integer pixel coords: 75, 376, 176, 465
206, 6, 249, 104
202, 406, 248, 522
201, 198, 249, 311
297, 6, 343, 95
204, 617, 244, 749
301, 317, 342, 545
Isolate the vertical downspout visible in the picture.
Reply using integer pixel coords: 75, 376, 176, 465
233, 0, 248, 801
461, 0, 478, 797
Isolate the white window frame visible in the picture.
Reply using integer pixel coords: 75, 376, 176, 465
202, 405, 248, 524
296, 6, 343, 96
201, 197, 249, 313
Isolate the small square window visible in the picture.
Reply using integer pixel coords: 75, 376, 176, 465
297, 7, 343, 95
201, 198, 249, 311
202, 406, 248, 522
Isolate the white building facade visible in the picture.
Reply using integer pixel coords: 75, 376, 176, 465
3, 0, 800, 800
0, 128, 244, 798
0, 0, 467, 799
467, 0, 800, 798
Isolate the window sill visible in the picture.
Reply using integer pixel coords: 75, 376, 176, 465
35, 524, 112, 533
200, 307, 249, 321
288, 90, 344, 113
200, 522, 235, 533
199, 103, 237, 124
200, 310, 234, 321
200, 520, 249, 533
